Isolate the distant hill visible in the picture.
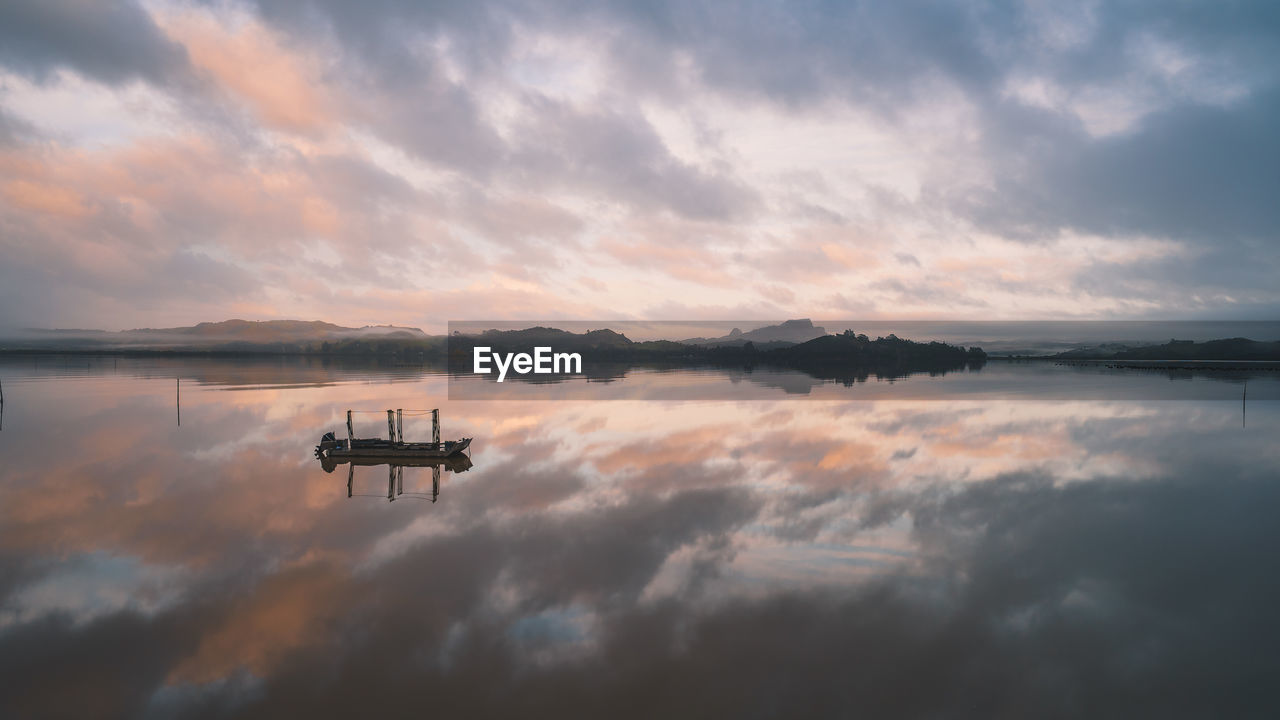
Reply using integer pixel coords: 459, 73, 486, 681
447, 325, 985, 380
754, 330, 987, 381
0, 319, 436, 357
1041, 342, 1145, 358
126, 319, 427, 342
447, 327, 694, 372
1052, 338, 1280, 361
470, 326, 634, 349
679, 319, 828, 347
2, 321, 990, 377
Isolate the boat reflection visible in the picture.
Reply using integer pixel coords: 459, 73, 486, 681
319, 452, 473, 503
312, 407, 474, 503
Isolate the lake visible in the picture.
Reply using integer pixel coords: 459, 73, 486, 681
1, 355, 1277, 718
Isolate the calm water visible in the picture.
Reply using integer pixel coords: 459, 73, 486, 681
1, 356, 1278, 718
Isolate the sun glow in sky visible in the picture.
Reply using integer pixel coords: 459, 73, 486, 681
1, 0, 1278, 330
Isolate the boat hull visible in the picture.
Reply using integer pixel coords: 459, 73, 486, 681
318, 451, 473, 474
317, 436, 471, 460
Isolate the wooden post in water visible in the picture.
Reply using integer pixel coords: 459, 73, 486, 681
432, 408, 440, 448
396, 466, 404, 498
176, 378, 180, 427
346, 410, 354, 449
347, 463, 354, 498
396, 409, 403, 443
432, 464, 441, 503
386, 409, 396, 442
387, 464, 395, 501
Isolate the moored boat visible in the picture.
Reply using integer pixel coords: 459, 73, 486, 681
315, 408, 472, 461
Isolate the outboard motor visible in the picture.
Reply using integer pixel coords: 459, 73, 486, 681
316, 430, 339, 459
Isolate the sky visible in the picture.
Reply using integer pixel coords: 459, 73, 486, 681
0, 0, 1278, 331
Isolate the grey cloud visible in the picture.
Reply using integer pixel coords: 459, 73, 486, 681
0, 230, 261, 330
1068, 245, 1280, 319
352, 73, 506, 175
0, 106, 35, 146
510, 97, 758, 221
0, 611, 201, 720
447, 456, 588, 515
871, 277, 992, 309
500, 487, 762, 608
248, 1, 756, 219
543, 0, 1001, 108
934, 85, 1280, 313
959, 88, 1280, 244
248, 0, 512, 175
252, 0, 510, 74
251, 1, 755, 220
558, 0, 1280, 285
308, 154, 421, 206
0, 554, 56, 610
0, 0, 190, 86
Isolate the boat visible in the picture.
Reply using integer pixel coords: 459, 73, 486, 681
316, 449, 474, 474
316, 434, 472, 459
315, 408, 472, 462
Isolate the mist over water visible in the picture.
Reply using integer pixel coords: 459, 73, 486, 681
1, 357, 1277, 718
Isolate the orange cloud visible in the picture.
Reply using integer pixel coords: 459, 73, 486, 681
2, 179, 90, 218
160, 11, 335, 133
168, 562, 349, 684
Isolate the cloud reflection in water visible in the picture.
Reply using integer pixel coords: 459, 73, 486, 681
0, 365, 1276, 718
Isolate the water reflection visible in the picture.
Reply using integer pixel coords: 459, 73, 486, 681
4, 352, 1277, 401
321, 454, 473, 504
0, 359, 1277, 717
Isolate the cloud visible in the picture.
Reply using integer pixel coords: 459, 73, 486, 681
0, 106, 34, 146
510, 97, 758, 221
958, 87, 1280, 243
0, 0, 191, 86
1, 0, 1278, 327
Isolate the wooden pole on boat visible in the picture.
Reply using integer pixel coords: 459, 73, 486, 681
396, 409, 403, 443
432, 408, 440, 448
346, 410, 354, 449
386, 409, 396, 442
